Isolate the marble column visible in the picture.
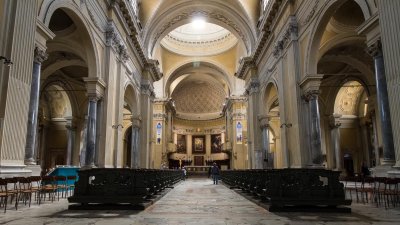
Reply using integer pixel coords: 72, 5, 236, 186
24, 46, 48, 165
259, 116, 271, 169
329, 114, 342, 171
368, 41, 395, 165
130, 117, 141, 168
370, 111, 380, 166
305, 90, 323, 166
82, 95, 100, 169
66, 119, 76, 166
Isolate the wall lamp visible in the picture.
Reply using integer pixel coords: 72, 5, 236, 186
280, 123, 292, 128
112, 124, 124, 129
0, 56, 13, 66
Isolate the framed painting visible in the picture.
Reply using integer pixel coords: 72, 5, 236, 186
211, 134, 222, 153
192, 136, 205, 153
177, 134, 186, 153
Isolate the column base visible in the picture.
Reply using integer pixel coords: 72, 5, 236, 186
81, 164, 97, 170
0, 164, 31, 178
370, 164, 395, 177
24, 158, 37, 165
306, 164, 326, 169
25, 164, 42, 176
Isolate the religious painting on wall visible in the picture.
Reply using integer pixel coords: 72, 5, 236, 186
156, 122, 162, 145
236, 121, 243, 144
177, 134, 186, 153
211, 134, 222, 153
192, 135, 205, 153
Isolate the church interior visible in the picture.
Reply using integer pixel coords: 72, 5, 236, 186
1, 0, 400, 223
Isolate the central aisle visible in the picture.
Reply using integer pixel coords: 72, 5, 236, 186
135, 178, 280, 224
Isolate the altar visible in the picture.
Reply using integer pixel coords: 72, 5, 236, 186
185, 166, 211, 177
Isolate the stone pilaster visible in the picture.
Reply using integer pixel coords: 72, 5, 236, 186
140, 78, 155, 168
245, 77, 262, 169
377, 0, 400, 169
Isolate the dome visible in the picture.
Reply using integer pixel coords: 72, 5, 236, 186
161, 22, 238, 56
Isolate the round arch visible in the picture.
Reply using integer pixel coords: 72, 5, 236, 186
38, 0, 99, 78
39, 79, 79, 119
124, 83, 140, 117
305, 0, 372, 75
143, 1, 256, 57
164, 61, 233, 97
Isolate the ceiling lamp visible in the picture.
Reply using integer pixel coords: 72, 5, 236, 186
191, 18, 206, 30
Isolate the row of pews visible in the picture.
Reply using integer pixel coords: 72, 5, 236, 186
221, 168, 352, 212
68, 168, 182, 208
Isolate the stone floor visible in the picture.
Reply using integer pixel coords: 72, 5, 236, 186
1, 178, 400, 225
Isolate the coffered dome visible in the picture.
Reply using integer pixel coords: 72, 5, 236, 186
161, 22, 238, 56
172, 77, 226, 120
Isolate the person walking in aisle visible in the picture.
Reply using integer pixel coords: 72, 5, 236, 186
211, 163, 220, 185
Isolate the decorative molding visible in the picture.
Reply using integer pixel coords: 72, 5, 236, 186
235, 56, 256, 80
300, 0, 319, 27
112, 0, 162, 80
106, 22, 129, 62
273, 16, 298, 58
153, 113, 167, 120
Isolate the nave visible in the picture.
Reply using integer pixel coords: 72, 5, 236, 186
1, 178, 400, 225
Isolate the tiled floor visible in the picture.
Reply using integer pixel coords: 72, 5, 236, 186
1, 178, 400, 225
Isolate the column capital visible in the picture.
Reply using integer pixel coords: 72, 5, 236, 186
245, 78, 260, 95
34, 46, 48, 64
303, 89, 320, 101
366, 40, 383, 58
299, 74, 323, 100
141, 79, 155, 98
84, 77, 106, 100
258, 115, 269, 129
65, 116, 77, 130
329, 114, 342, 129
131, 116, 141, 128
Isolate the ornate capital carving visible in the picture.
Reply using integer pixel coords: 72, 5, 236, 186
303, 90, 320, 101
329, 114, 342, 129
258, 115, 269, 129
141, 80, 155, 97
34, 46, 48, 64
88, 94, 102, 102
367, 40, 382, 58
245, 78, 260, 95
106, 22, 129, 62
131, 116, 141, 128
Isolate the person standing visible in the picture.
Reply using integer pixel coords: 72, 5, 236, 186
182, 166, 187, 180
211, 163, 220, 185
